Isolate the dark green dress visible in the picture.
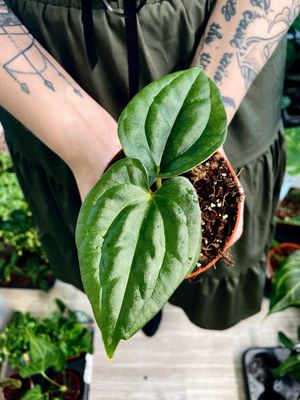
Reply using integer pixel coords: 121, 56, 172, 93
0, 0, 286, 329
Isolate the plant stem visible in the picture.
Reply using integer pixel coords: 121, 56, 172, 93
40, 371, 65, 390
156, 178, 162, 190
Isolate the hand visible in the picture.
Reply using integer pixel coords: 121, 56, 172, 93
64, 105, 121, 201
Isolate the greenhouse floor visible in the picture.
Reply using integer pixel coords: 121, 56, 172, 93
0, 280, 298, 400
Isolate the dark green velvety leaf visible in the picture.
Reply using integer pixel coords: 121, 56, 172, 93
20, 336, 65, 378
118, 68, 226, 178
21, 385, 45, 400
76, 158, 201, 358
269, 250, 300, 314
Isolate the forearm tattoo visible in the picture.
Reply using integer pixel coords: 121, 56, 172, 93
221, 0, 237, 21
0, 1, 82, 96
198, 0, 300, 98
221, 96, 236, 110
199, 52, 212, 70
204, 23, 223, 45
250, 0, 270, 11
213, 52, 233, 83
234, 0, 300, 88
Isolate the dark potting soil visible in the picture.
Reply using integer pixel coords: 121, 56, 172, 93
106, 151, 242, 273
184, 152, 242, 273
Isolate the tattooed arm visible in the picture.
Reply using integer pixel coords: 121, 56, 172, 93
0, 2, 120, 199
193, 0, 300, 123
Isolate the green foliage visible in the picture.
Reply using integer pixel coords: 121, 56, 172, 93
19, 336, 68, 399
76, 68, 227, 357
284, 127, 300, 176
0, 299, 93, 370
77, 158, 201, 357
118, 69, 226, 179
21, 385, 45, 400
0, 153, 41, 253
20, 335, 66, 378
0, 152, 52, 290
269, 250, 300, 314
273, 328, 300, 383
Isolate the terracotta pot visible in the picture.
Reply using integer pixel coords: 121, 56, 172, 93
267, 242, 300, 279
185, 152, 243, 279
2, 373, 31, 400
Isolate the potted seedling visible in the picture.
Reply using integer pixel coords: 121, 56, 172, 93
1, 334, 83, 400
274, 127, 300, 243
76, 67, 242, 357
243, 250, 300, 399
267, 242, 300, 280
275, 187, 300, 244
0, 152, 55, 291
0, 300, 93, 399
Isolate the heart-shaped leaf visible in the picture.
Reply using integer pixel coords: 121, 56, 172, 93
269, 250, 300, 314
20, 335, 66, 378
118, 68, 227, 178
76, 158, 201, 357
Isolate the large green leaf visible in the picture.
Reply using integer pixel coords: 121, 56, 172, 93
269, 250, 300, 314
76, 158, 201, 358
20, 335, 66, 378
118, 68, 227, 178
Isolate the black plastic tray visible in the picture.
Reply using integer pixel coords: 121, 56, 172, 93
242, 347, 300, 400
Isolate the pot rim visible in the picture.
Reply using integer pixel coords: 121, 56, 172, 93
266, 241, 300, 279
185, 151, 243, 279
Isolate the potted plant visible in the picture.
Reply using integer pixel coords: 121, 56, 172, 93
1, 335, 83, 400
243, 250, 300, 399
0, 300, 93, 400
275, 187, 300, 244
0, 152, 55, 291
267, 242, 300, 280
76, 67, 242, 357
0, 374, 31, 400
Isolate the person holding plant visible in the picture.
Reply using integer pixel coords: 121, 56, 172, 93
0, 0, 297, 332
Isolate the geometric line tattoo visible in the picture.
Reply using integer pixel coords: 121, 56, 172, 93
0, 1, 82, 96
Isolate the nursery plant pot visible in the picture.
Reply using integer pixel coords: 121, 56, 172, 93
49, 369, 83, 400
2, 372, 31, 400
242, 347, 300, 400
106, 150, 242, 280
266, 242, 300, 279
184, 151, 242, 278
275, 187, 300, 244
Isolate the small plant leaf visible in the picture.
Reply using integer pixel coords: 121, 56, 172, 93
118, 68, 226, 178
269, 250, 300, 314
272, 354, 300, 380
21, 385, 45, 400
278, 331, 295, 350
20, 335, 66, 378
76, 158, 201, 358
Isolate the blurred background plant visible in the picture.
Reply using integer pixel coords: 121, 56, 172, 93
0, 152, 53, 291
